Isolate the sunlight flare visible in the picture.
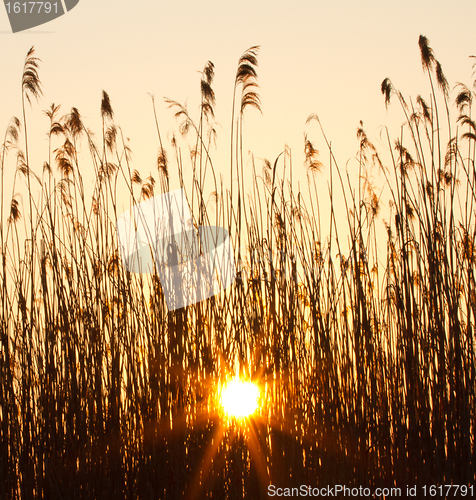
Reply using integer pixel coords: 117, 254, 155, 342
220, 378, 260, 419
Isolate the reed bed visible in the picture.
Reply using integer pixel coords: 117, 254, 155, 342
0, 38, 475, 499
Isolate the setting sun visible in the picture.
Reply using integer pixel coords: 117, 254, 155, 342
220, 379, 260, 418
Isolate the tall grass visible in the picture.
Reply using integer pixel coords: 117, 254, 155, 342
0, 38, 475, 499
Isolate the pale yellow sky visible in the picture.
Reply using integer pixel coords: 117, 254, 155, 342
1, 0, 475, 235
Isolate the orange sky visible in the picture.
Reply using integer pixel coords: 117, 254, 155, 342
1, 0, 475, 237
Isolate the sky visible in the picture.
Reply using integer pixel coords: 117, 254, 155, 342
1, 0, 476, 231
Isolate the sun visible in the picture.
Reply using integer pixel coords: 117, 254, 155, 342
220, 378, 260, 419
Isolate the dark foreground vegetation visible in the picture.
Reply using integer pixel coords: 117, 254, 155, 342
0, 37, 475, 498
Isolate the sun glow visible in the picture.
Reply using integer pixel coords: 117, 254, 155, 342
220, 378, 260, 419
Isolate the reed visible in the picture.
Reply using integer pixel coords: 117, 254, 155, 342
0, 38, 475, 499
